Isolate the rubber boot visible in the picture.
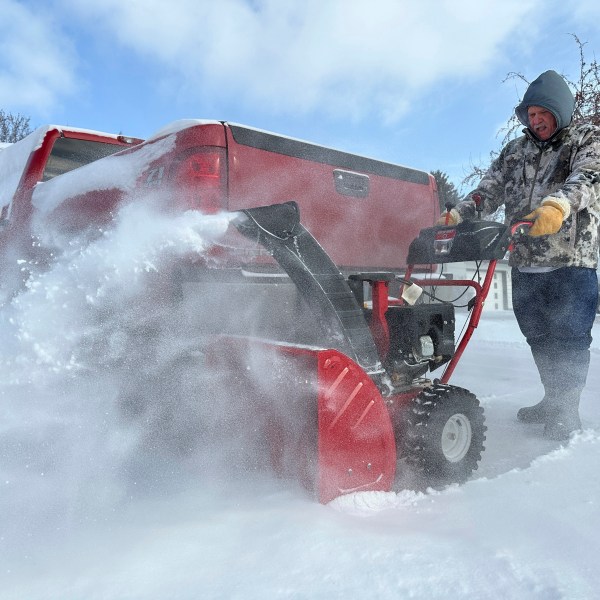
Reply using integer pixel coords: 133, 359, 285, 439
542, 349, 589, 441
517, 345, 555, 424
517, 398, 552, 424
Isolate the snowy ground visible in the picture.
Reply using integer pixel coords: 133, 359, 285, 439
1, 212, 599, 599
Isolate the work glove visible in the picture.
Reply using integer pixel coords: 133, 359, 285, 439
436, 193, 482, 226
436, 208, 461, 226
523, 197, 570, 236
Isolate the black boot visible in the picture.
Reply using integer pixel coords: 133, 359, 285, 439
518, 346, 589, 439
517, 398, 552, 424
517, 345, 555, 424
542, 349, 589, 441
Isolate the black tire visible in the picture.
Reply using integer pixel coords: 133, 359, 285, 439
402, 383, 486, 487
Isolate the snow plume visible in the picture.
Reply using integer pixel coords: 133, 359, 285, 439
0, 202, 257, 551
1, 186, 330, 563
9, 202, 233, 377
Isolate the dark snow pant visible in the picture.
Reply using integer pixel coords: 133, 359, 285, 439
511, 267, 597, 423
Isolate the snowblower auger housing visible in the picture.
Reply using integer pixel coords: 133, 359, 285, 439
225, 202, 504, 502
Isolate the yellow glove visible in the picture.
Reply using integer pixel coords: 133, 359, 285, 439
523, 197, 570, 236
436, 208, 461, 226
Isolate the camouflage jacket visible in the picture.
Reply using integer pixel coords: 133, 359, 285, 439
456, 123, 600, 269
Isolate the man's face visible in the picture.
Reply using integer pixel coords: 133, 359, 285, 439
527, 105, 558, 141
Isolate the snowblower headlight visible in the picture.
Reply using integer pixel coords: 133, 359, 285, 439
433, 229, 456, 255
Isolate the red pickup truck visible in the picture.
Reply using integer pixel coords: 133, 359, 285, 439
1, 121, 438, 261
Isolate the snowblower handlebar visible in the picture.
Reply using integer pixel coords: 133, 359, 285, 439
401, 218, 534, 384
508, 220, 533, 251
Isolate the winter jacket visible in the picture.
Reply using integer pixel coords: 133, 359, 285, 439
456, 71, 600, 269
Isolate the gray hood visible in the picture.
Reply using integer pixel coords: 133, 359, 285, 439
515, 70, 575, 137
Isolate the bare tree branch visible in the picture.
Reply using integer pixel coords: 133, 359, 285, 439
0, 110, 32, 143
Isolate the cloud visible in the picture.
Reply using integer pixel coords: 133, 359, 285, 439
568, 0, 600, 21
59, 0, 541, 124
0, 0, 79, 115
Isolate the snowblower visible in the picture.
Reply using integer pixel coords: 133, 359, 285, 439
204, 201, 518, 503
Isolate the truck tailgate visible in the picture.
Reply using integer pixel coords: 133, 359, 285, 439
225, 124, 438, 271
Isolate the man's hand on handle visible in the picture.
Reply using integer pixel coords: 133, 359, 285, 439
523, 197, 570, 237
436, 207, 461, 226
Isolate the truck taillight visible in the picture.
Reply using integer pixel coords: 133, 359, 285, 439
172, 148, 226, 214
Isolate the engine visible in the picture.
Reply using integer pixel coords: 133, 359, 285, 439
380, 303, 455, 388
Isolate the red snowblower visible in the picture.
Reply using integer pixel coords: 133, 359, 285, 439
205, 201, 519, 503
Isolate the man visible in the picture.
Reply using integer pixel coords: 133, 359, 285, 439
441, 70, 600, 440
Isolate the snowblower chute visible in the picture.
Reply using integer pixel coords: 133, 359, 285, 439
222, 202, 511, 502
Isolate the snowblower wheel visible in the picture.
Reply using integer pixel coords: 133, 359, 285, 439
402, 384, 486, 487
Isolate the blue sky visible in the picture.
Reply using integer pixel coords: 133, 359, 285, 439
2, 0, 600, 191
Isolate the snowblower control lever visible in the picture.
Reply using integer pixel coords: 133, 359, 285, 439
508, 221, 533, 251
472, 193, 483, 218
